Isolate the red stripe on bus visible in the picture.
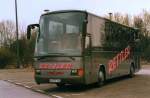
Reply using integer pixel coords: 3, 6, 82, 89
108, 46, 131, 74
39, 63, 73, 69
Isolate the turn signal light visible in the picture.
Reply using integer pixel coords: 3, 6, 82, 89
78, 68, 84, 77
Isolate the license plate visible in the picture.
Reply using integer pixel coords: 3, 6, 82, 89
49, 79, 61, 83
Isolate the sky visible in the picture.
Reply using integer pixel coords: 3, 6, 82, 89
0, 0, 150, 27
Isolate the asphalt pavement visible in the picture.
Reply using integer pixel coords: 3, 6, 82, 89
0, 65, 150, 98
0, 80, 50, 98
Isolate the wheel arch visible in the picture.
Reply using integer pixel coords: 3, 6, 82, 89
99, 64, 106, 80
129, 62, 135, 77
131, 62, 135, 69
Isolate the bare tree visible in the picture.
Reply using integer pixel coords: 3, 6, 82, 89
142, 10, 150, 36
105, 12, 131, 26
122, 14, 131, 26
0, 20, 16, 47
113, 13, 124, 23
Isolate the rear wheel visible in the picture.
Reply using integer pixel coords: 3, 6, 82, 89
129, 65, 135, 78
56, 83, 65, 87
96, 69, 105, 87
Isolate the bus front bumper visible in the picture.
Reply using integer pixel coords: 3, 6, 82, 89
34, 75, 85, 85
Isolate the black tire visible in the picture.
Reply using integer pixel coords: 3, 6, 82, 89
129, 65, 135, 78
56, 83, 65, 87
96, 69, 105, 87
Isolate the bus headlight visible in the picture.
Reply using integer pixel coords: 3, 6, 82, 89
71, 68, 84, 76
35, 70, 41, 75
71, 69, 78, 75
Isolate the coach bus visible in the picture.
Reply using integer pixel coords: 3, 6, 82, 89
27, 10, 141, 87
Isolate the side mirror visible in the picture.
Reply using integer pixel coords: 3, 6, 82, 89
27, 24, 39, 40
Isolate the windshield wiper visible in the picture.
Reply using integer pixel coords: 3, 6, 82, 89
34, 53, 76, 61
47, 53, 66, 56
47, 53, 76, 60
34, 53, 65, 59
34, 53, 66, 60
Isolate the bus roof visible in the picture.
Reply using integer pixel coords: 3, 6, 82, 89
41, 10, 139, 31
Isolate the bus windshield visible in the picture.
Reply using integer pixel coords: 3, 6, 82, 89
35, 12, 86, 56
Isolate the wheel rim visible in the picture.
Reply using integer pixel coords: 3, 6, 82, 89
130, 66, 134, 75
98, 71, 104, 83
56, 83, 65, 87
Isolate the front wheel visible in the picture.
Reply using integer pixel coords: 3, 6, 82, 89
96, 69, 105, 87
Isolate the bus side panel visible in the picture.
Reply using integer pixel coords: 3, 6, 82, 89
86, 14, 140, 83
85, 14, 106, 84
85, 14, 121, 83
91, 51, 119, 79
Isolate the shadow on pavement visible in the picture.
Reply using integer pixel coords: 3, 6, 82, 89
44, 75, 135, 93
